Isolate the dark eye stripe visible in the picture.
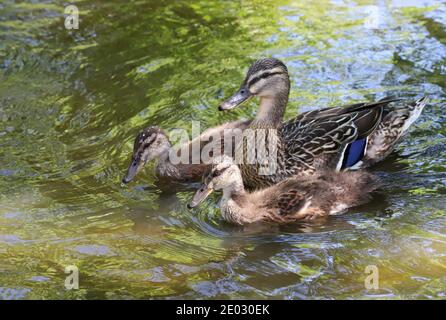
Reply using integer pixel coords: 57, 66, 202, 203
247, 71, 283, 88
212, 166, 228, 177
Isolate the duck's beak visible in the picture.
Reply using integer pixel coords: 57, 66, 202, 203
122, 158, 140, 184
187, 184, 214, 209
218, 85, 252, 111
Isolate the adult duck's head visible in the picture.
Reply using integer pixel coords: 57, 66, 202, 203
122, 126, 171, 184
218, 58, 290, 120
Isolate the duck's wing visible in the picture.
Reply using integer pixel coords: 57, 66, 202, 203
289, 97, 400, 127
281, 100, 391, 172
255, 178, 307, 215
258, 178, 320, 219
276, 189, 309, 216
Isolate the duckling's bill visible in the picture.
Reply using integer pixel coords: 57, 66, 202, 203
188, 184, 214, 208
122, 158, 140, 184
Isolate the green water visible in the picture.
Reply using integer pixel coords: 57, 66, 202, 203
1, 0, 446, 299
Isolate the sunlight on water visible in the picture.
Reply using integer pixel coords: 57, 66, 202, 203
0, 0, 445, 299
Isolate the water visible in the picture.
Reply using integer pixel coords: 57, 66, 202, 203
0, 0, 446, 299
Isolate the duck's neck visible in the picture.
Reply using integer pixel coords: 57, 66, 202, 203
220, 180, 259, 225
222, 179, 246, 200
252, 89, 289, 128
155, 148, 181, 179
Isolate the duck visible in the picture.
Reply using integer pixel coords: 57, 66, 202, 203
187, 155, 379, 225
219, 58, 428, 190
122, 120, 251, 184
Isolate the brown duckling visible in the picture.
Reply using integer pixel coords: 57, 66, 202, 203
122, 120, 251, 184
188, 155, 379, 225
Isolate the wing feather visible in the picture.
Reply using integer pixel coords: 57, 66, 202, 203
279, 99, 391, 172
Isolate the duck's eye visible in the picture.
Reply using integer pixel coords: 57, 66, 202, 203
212, 169, 221, 177
240, 89, 246, 94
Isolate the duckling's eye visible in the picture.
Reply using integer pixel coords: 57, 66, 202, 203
213, 167, 228, 177
143, 138, 156, 149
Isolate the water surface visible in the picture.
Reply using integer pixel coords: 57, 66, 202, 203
1, 0, 446, 299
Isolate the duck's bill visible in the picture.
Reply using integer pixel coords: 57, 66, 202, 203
188, 184, 214, 208
122, 159, 139, 184
218, 86, 252, 111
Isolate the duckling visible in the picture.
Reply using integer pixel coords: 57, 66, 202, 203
188, 155, 379, 225
219, 58, 428, 189
122, 120, 251, 184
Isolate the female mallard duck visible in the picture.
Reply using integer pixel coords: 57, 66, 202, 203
219, 58, 428, 189
188, 156, 379, 225
122, 120, 251, 184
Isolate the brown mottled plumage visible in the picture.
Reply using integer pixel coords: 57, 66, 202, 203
188, 156, 380, 225
219, 58, 428, 190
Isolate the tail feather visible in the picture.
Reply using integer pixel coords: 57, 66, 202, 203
399, 96, 428, 135
361, 96, 428, 167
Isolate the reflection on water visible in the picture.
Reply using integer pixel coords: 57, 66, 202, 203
0, 0, 446, 299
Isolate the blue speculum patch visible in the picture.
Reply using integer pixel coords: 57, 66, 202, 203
342, 138, 367, 169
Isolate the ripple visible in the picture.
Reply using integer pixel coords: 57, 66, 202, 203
0, 287, 30, 300
72, 245, 115, 256
29, 276, 50, 282
0, 234, 26, 245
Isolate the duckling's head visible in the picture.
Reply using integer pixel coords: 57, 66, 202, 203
188, 155, 241, 208
219, 58, 289, 111
122, 126, 171, 184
